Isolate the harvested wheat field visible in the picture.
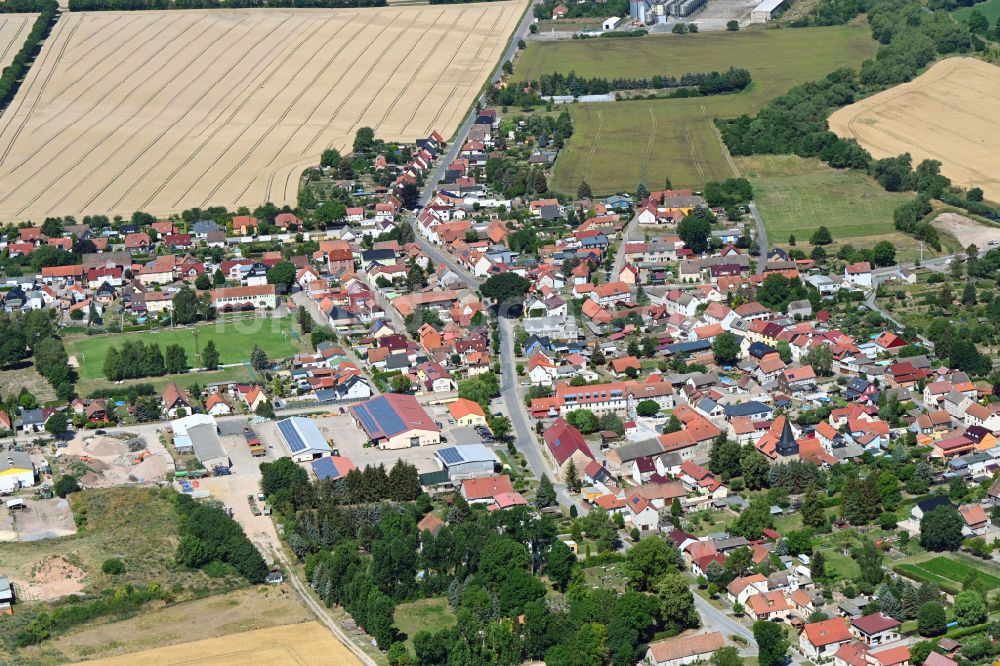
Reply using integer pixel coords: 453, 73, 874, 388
75, 621, 362, 666
829, 57, 1000, 202
0, 3, 524, 221
0, 13, 36, 69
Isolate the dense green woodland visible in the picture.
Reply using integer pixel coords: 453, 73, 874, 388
262, 457, 699, 665
0, 310, 76, 400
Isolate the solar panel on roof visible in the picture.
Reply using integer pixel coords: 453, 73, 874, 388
311, 457, 341, 480
437, 447, 464, 466
370, 398, 405, 436
277, 419, 306, 453
354, 404, 380, 435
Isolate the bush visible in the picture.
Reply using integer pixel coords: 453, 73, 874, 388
101, 558, 125, 575
54, 475, 81, 498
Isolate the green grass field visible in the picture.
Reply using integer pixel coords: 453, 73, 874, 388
738, 154, 957, 261
66, 317, 302, 384
394, 597, 456, 651
512, 25, 878, 194
825, 551, 862, 579
895, 555, 1000, 595
738, 155, 910, 240
954, 0, 1000, 22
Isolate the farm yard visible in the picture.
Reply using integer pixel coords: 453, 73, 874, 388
0, 2, 526, 221
512, 24, 878, 194
0, 13, 36, 70
894, 554, 1000, 596
828, 57, 1000, 203
65, 316, 302, 386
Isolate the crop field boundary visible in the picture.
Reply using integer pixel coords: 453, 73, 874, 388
828, 57, 1000, 202
0, 2, 527, 221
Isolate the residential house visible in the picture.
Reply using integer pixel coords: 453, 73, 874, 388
850, 613, 901, 647
162, 382, 192, 418
544, 418, 595, 481
645, 632, 726, 666
801, 618, 854, 659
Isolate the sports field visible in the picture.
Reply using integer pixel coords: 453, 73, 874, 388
895, 555, 1000, 595
0, 3, 525, 221
79, 621, 362, 666
512, 25, 878, 194
828, 57, 1000, 202
954, 0, 1000, 22
66, 317, 302, 383
0, 14, 36, 71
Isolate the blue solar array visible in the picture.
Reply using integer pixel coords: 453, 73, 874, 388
277, 418, 306, 453
437, 447, 464, 466
355, 397, 407, 438
311, 457, 341, 480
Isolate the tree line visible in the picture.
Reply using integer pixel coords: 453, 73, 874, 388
0, 1, 58, 116
513, 67, 752, 97
68, 0, 383, 9
103, 339, 190, 380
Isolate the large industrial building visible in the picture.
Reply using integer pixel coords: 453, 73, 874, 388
0, 451, 35, 494
750, 0, 783, 21
629, 0, 706, 23
350, 394, 441, 450
187, 423, 230, 471
276, 417, 332, 462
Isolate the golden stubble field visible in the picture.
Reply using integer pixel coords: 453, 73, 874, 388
829, 57, 1000, 202
0, 3, 524, 221
0, 13, 36, 69
74, 621, 363, 666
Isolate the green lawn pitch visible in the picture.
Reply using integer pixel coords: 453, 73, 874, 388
66, 317, 302, 385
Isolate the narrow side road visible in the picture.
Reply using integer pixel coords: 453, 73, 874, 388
272, 546, 378, 666
692, 594, 758, 658
749, 201, 767, 275
498, 317, 585, 514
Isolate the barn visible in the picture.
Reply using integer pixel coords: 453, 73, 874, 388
276, 417, 332, 462
750, 0, 784, 23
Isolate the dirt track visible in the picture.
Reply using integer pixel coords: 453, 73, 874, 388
0, 4, 524, 221
829, 57, 1000, 202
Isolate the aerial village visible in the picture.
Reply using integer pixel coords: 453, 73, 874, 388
1, 106, 1000, 666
